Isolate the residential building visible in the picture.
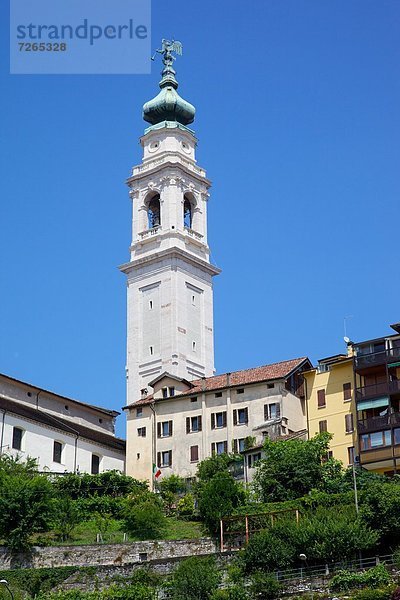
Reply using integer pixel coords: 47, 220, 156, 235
119, 40, 220, 405
0, 373, 125, 473
303, 352, 357, 466
352, 322, 400, 474
124, 357, 311, 482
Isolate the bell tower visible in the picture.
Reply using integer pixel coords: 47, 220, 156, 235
120, 40, 220, 404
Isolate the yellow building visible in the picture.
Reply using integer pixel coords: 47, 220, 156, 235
303, 353, 358, 466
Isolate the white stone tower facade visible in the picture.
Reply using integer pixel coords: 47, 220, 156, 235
120, 40, 220, 405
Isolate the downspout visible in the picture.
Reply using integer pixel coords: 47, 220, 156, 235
73, 435, 79, 473
149, 402, 156, 491
226, 373, 231, 452
0, 410, 6, 455
304, 375, 310, 440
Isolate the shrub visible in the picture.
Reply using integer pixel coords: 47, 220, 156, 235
331, 564, 391, 592
210, 586, 248, 600
249, 572, 281, 599
352, 588, 393, 600
53, 498, 82, 541
123, 498, 166, 540
75, 495, 125, 519
53, 471, 147, 500
392, 587, 400, 600
176, 493, 196, 518
170, 556, 221, 600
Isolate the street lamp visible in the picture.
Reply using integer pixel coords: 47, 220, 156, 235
299, 554, 314, 600
0, 580, 14, 600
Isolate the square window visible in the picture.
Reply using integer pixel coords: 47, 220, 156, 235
267, 383, 274, 389
139, 552, 148, 562
215, 392, 222, 398
12, 427, 23, 451
137, 427, 146, 437
236, 388, 244, 395
190, 396, 197, 403
162, 388, 168, 399
162, 422, 170, 437
136, 408, 143, 417
216, 442, 225, 455
169, 387, 175, 397
161, 451, 172, 467
216, 412, 225, 428
237, 408, 248, 425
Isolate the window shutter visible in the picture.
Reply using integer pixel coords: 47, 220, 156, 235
223, 411, 227, 427
211, 413, 215, 429
157, 452, 161, 468
319, 420, 327, 433
343, 383, 352, 401
211, 442, 215, 455
190, 445, 198, 462
317, 389, 326, 408
169, 421, 173, 436
244, 407, 249, 423
224, 441, 228, 454
264, 405, 268, 420
233, 439, 238, 454
345, 413, 354, 433
198, 415, 202, 431
233, 410, 237, 425
157, 422, 161, 438
169, 450, 172, 467
186, 417, 190, 434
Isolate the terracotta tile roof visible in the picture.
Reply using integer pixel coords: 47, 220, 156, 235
125, 357, 309, 409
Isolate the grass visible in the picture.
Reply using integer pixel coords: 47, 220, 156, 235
33, 517, 204, 546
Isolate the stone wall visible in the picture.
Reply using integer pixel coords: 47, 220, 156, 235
0, 538, 218, 570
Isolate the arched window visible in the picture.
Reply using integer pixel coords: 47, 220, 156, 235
183, 197, 192, 229
148, 195, 161, 229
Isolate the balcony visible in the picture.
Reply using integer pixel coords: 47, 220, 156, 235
138, 226, 161, 240
354, 347, 400, 370
356, 380, 400, 401
184, 226, 203, 241
357, 411, 400, 433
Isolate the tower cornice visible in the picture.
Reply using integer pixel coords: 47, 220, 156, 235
119, 247, 221, 277
127, 156, 211, 187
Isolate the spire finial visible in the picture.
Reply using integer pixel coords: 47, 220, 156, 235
151, 39, 183, 89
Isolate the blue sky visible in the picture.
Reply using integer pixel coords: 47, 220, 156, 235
1, 1, 399, 437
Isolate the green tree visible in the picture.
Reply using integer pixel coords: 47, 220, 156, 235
360, 481, 400, 546
197, 471, 245, 533
249, 572, 281, 600
53, 497, 82, 542
170, 556, 221, 600
123, 497, 166, 540
197, 454, 233, 482
0, 457, 54, 552
252, 432, 341, 502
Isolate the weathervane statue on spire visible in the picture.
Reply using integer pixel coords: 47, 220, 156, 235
152, 39, 183, 66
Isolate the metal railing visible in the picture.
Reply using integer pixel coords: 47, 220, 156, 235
356, 380, 400, 401
357, 411, 400, 433
355, 347, 400, 370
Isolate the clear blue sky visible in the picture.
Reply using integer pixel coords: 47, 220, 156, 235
1, 1, 399, 437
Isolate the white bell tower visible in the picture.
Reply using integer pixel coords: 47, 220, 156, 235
120, 40, 220, 404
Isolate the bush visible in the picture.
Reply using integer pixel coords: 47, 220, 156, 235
53, 498, 82, 541
392, 587, 400, 600
210, 587, 248, 600
53, 471, 147, 500
352, 588, 393, 600
123, 498, 166, 540
176, 493, 196, 518
331, 564, 391, 592
75, 496, 125, 519
170, 556, 221, 600
249, 572, 281, 599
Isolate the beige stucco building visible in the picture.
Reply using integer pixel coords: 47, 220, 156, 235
124, 357, 311, 482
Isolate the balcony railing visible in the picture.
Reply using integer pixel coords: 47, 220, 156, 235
184, 226, 203, 241
357, 411, 400, 433
354, 347, 400, 370
356, 379, 400, 401
138, 226, 161, 240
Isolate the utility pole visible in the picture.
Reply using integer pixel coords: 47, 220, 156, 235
352, 463, 359, 514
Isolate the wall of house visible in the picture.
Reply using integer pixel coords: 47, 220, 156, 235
305, 360, 357, 465
0, 411, 125, 474
0, 376, 115, 434
126, 378, 307, 481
